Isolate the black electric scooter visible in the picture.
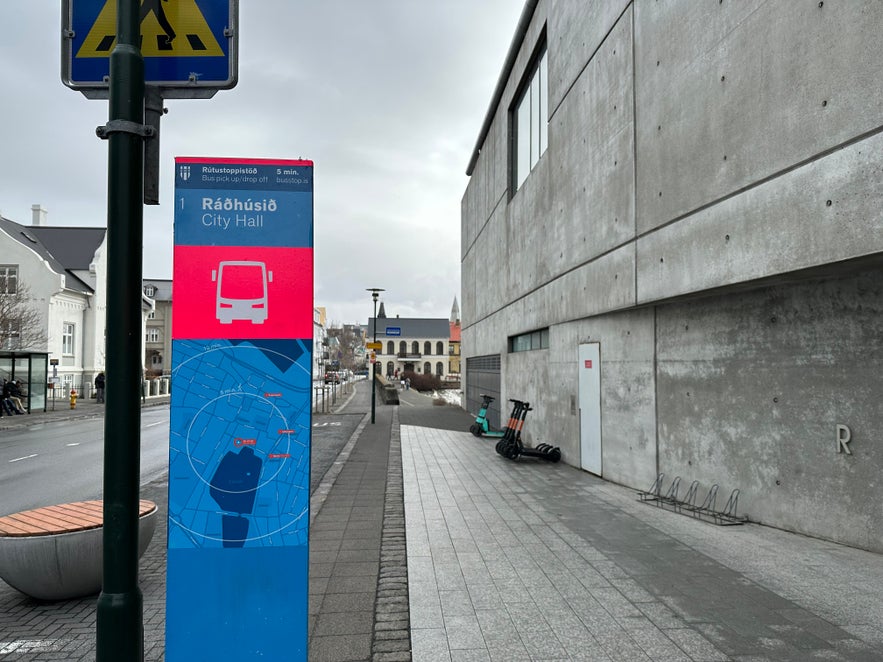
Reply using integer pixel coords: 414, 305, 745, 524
496, 399, 561, 462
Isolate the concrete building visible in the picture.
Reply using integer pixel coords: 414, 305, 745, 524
461, 1, 882, 551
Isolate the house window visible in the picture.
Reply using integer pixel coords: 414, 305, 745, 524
508, 328, 550, 353
423, 362, 431, 375
0, 265, 18, 294
62, 322, 75, 356
387, 341, 394, 355
144, 285, 156, 296
146, 328, 160, 343
412, 341, 419, 354
436, 362, 443, 376
148, 310, 156, 319
436, 341, 444, 355
399, 341, 407, 354
513, 42, 548, 192
2, 319, 20, 350
424, 341, 432, 355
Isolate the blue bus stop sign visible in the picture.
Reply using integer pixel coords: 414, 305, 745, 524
62, 0, 238, 98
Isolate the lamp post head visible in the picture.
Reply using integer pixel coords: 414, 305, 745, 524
366, 287, 385, 303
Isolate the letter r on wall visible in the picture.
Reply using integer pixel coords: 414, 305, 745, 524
836, 424, 852, 455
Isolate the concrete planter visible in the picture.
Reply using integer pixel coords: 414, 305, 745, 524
0, 504, 157, 601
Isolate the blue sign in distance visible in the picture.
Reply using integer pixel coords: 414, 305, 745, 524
62, 0, 237, 95
385, 327, 402, 336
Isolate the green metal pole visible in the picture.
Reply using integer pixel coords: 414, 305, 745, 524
96, 0, 145, 659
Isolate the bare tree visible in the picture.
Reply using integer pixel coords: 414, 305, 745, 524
0, 281, 47, 350
326, 324, 365, 371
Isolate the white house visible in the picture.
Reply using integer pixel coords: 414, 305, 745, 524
0, 205, 152, 400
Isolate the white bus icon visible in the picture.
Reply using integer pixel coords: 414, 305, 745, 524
211, 261, 273, 324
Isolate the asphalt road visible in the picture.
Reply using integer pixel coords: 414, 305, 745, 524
0, 402, 362, 518
0, 406, 170, 516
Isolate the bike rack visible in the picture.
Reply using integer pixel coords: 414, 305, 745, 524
638, 475, 747, 526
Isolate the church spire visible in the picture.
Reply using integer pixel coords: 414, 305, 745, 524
378, 301, 387, 318
450, 296, 460, 325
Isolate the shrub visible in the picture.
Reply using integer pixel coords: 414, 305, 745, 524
402, 371, 441, 392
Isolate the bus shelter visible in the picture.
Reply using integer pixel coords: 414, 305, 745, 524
0, 351, 49, 413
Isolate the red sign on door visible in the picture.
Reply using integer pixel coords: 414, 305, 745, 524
584, 360, 593, 369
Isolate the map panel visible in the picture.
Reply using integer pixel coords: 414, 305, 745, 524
168, 338, 312, 549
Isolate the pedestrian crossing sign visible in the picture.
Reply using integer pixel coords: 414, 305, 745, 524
62, 0, 238, 97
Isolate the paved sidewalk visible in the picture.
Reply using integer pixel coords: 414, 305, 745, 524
3, 385, 883, 661
403, 425, 883, 661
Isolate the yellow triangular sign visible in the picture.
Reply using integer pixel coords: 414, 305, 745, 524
77, 0, 224, 58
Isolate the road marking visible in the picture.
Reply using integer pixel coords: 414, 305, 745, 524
8, 454, 38, 463
66, 443, 80, 447
145, 421, 165, 428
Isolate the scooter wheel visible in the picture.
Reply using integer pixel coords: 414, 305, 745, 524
548, 448, 561, 463
470, 424, 483, 437
495, 440, 505, 455
504, 443, 520, 460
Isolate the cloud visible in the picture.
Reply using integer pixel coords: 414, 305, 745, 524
1, 1, 523, 324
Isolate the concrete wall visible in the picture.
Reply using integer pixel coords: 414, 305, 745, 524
655, 268, 882, 551
461, 0, 883, 551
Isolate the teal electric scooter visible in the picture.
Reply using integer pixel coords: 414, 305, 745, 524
470, 394, 506, 438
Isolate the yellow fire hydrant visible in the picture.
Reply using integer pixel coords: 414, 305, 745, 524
70, 388, 77, 409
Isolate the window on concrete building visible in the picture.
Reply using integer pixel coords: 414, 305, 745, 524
508, 327, 549, 353
387, 341, 394, 355
424, 341, 431, 355
62, 322, 75, 356
512, 41, 548, 192
0, 265, 18, 294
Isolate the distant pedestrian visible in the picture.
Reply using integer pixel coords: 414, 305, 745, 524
95, 372, 106, 403
405, 377, 410, 391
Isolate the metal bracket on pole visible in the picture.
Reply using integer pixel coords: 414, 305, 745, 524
95, 86, 165, 205
143, 86, 166, 205
95, 119, 155, 139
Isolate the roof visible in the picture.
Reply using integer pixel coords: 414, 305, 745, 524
466, 0, 539, 176
0, 216, 105, 294
27, 226, 106, 271
143, 279, 173, 301
367, 318, 451, 339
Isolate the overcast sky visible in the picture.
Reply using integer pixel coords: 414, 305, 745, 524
1, 2, 524, 326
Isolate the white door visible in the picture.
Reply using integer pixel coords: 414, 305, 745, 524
578, 343, 602, 475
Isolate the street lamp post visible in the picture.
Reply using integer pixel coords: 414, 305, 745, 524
367, 288, 384, 424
